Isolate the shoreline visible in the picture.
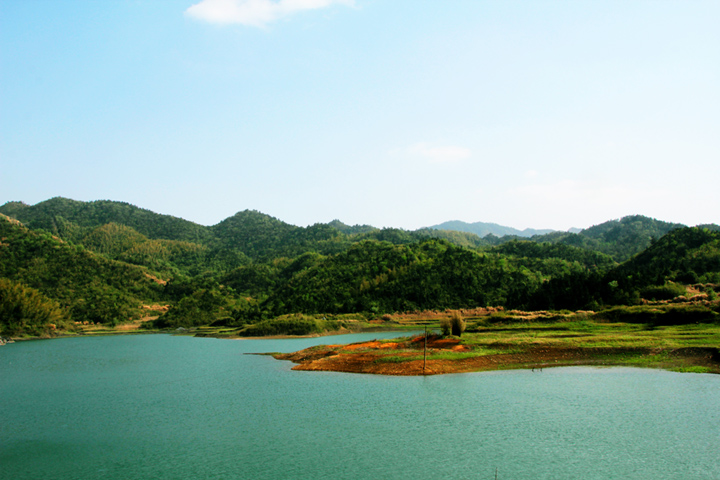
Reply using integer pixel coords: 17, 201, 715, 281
7, 322, 720, 378
273, 332, 720, 376
1, 325, 414, 343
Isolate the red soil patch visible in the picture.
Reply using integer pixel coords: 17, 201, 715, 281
340, 341, 400, 350
143, 274, 168, 286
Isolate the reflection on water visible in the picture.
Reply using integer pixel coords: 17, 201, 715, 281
2, 333, 719, 479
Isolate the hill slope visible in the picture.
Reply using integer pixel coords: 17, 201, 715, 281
0, 214, 165, 331
2, 198, 719, 336
529, 215, 687, 262
0, 197, 212, 244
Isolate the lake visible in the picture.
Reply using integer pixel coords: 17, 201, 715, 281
2, 333, 719, 479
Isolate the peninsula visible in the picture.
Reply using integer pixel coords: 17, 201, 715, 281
273, 310, 720, 376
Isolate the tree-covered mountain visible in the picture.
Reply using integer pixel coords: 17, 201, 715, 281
1, 198, 718, 336
0, 277, 66, 337
524, 215, 686, 262
260, 240, 524, 315
578, 215, 686, 260
527, 227, 720, 310
211, 210, 350, 261
605, 227, 720, 294
326, 220, 376, 235
79, 223, 211, 275
0, 197, 212, 244
219, 238, 621, 320
0, 199, 487, 266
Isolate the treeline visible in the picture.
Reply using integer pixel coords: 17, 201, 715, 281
149, 229, 720, 330
5, 198, 714, 269
0, 198, 488, 268
1, 198, 719, 336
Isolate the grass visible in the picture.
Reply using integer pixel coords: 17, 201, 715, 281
376, 355, 424, 363
461, 320, 720, 349
673, 366, 713, 374
375, 347, 527, 364
356, 319, 720, 371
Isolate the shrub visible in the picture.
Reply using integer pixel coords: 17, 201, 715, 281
705, 286, 718, 301
450, 310, 466, 337
440, 317, 451, 336
640, 282, 686, 301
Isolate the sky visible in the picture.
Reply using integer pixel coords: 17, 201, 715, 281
1, 0, 718, 231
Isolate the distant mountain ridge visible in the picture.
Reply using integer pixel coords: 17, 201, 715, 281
428, 220, 555, 238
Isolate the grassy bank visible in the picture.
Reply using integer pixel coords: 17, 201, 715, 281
273, 317, 720, 375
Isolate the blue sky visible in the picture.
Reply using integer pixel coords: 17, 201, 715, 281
1, 0, 718, 231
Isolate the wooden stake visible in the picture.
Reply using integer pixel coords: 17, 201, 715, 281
423, 326, 427, 374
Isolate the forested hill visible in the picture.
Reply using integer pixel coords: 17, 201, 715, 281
0, 198, 212, 244
1, 198, 718, 337
526, 227, 720, 311
0, 214, 164, 335
606, 227, 720, 292
2, 199, 716, 271
424, 215, 708, 263
0, 198, 486, 262
524, 215, 691, 262
5, 198, 706, 265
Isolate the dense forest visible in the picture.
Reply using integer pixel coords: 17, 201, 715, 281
1, 197, 718, 337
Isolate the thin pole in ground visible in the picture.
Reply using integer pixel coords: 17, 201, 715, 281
423, 326, 427, 375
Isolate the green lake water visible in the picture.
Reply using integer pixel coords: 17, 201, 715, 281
1, 333, 719, 479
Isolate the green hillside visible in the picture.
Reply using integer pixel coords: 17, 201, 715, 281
0, 198, 489, 269
527, 227, 720, 311
527, 215, 686, 262
0, 197, 212, 244
231, 238, 615, 317
605, 227, 720, 299
1, 199, 718, 337
0, 214, 165, 334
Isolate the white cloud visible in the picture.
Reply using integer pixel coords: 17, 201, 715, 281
406, 142, 471, 163
185, 0, 354, 27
